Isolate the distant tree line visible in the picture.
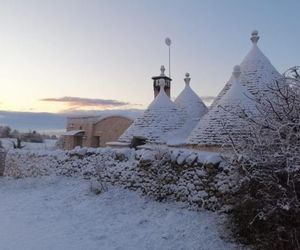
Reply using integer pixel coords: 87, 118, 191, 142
0, 126, 57, 143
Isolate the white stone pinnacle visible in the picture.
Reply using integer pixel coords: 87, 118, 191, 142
160, 65, 166, 76
184, 73, 191, 86
250, 30, 259, 44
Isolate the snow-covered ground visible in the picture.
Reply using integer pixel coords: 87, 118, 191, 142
0, 138, 57, 151
0, 176, 240, 250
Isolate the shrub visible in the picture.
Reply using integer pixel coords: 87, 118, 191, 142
227, 78, 300, 250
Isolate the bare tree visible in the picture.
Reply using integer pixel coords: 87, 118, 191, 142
12, 138, 25, 149
226, 77, 300, 250
0, 126, 11, 138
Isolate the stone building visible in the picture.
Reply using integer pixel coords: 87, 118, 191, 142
174, 73, 208, 142
187, 65, 257, 151
63, 115, 133, 150
187, 31, 285, 150
117, 67, 208, 146
64, 30, 285, 151
211, 31, 282, 108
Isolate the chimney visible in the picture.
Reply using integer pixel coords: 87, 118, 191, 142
152, 65, 172, 98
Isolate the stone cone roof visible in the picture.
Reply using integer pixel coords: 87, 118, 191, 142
119, 79, 187, 144
187, 31, 283, 147
169, 73, 208, 144
211, 31, 283, 108
175, 73, 208, 121
187, 65, 258, 147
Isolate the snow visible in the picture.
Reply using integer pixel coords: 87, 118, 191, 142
62, 130, 84, 136
166, 76, 208, 145
187, 65, 257, 147
119, 79, 187, 144
0, 138, 57, 151
0, 176, 240, 250
119, 75, 209, 145
174, 74, 208, 122
217, 66, 254, 106
187, 31, 284, 147
106, 141, 130, 147
211, 31, 282, 108
148, 80, 175, 110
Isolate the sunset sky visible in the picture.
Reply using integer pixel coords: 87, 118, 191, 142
0, 0, 299, 113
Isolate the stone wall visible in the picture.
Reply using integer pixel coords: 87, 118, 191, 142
0, 149, 6, 176
64, 116, 133, 149
4, 147, 238, 211
65, 117, 96, 150
93, 116, 133, 147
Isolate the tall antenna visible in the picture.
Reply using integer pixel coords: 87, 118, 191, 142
165, 37, 171, 78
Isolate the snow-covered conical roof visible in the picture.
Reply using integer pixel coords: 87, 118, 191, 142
175, 73, 208, 120
119, 78, 187, 144
211, 30, 283, 108
187, 31, 284, 148
187, 65, 257, 147
168, 73, 208, 144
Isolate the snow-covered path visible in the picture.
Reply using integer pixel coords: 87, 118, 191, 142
0, 176, 239, 250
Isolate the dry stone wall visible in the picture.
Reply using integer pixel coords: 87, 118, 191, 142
4, 147, 239, 211
0, 149, 6, 176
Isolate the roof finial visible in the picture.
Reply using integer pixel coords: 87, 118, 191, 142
158, 79, 166, 90
184, 73, 191, 86
250, 30, 259, 44
232, 65, 241, 79
160, 65, 166, 76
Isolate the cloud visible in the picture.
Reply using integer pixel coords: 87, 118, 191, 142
40, 96, 131, 109
61, 108, 144, 119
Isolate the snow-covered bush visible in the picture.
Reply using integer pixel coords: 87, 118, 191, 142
90, 179, 107, 195
91, 153, 109, 194
227, 80, 300, 250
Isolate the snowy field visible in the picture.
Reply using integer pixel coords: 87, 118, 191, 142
0, 176, 241, 250
0, 138, 57, 151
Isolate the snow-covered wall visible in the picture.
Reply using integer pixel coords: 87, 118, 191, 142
4, 147, 238, 211
0, 149, 6, 176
